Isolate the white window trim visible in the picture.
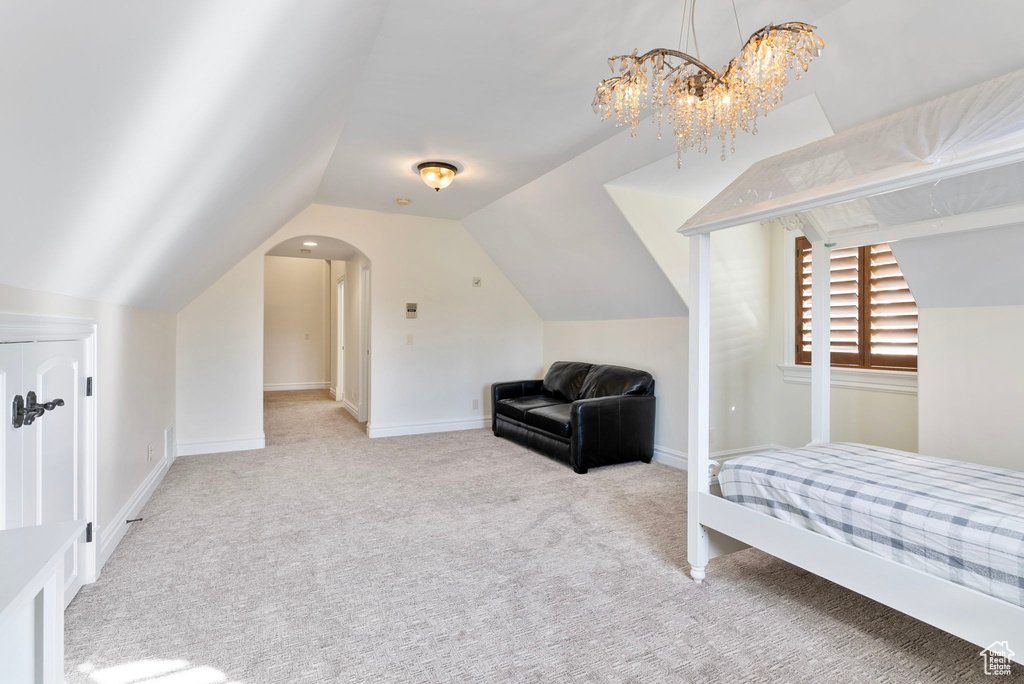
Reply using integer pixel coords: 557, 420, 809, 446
779, 363, 917, 395
781, 228, 917, 395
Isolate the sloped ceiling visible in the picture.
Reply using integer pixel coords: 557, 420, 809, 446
0, 0, 387, 311
461, 128, 689, 321
316, 0, 845, 220
5, 0, 1024, 318
458, 0, 1024, 321
461, 95, 834, 321
892, 224, 1024, 308
606, 95, 835, 305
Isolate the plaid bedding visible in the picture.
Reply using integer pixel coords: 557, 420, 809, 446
718, 442, 1024, 607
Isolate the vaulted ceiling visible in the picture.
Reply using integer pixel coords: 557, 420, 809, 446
0, 0, 387, 311
314, 0, 842, 220
2, 0, 1024, 315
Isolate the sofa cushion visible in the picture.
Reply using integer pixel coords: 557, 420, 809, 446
524, 403, 572, 439
579, 364, 655, 399
542, 361, 593, 401
495, 395, 565, 423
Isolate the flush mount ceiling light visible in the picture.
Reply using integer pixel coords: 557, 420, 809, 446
303, 241, 317, 246
593, 0, 823, 163
417, 162, 458, 192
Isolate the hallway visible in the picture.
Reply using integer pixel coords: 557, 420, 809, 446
263, 389, 366, 446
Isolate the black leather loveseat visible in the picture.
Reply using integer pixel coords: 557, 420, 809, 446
491, 361, 656, 474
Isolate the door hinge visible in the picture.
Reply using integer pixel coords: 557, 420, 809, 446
85, 522, 93, 543
86, 377, 93, 397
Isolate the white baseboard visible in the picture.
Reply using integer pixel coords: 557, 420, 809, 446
263, 382, 330, 391
176, 433, 266, 456
653, 443, 781, 471
652, 445, 688, 469
367, 417, 488, 438
329, 387, 337, 399
98, 455, 170, 571
342, 398, 360, 420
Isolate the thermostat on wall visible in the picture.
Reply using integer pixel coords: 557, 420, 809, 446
406, 303, 417, 319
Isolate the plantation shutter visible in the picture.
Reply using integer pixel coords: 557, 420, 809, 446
795, 237, 917, 370
795, 238, 862, 366
868, 243, 918, 369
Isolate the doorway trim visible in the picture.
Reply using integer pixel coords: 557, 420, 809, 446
334, 277, 344, 403
359, 265, 371, 424
0, 313, 99, 588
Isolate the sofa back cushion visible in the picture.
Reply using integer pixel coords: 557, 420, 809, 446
578, 364, 655, 399
543, 361, 593, 401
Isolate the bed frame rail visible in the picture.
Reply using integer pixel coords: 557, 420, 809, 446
700, 493, 1024, 662
686, 231, 1024, 663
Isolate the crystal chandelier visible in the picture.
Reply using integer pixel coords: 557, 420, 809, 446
592, 5, 823, 164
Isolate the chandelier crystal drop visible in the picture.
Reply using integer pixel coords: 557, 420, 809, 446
592, 22, 823, 163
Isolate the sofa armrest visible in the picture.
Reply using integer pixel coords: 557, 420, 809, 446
570, 395, 656, 472
491, 379, 545, 431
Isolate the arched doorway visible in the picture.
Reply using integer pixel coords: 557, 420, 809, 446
263, 236, 371, 444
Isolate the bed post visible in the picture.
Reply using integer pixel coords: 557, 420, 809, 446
687, 232, 711, 583
810, 240, 832, 444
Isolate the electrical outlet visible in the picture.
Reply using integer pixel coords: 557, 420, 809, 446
304, 332, 311, 340
472, 399, 479, 410
147, 443, 154, 462
406, 334, 413, 345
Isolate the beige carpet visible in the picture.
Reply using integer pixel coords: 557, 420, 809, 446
263, 389, 366, 445
64, 393, 1001, 683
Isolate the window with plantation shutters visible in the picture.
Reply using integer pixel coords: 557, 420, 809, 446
796, 237, 917, 370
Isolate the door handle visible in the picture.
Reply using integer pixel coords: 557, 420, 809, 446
12, 391, 65, 428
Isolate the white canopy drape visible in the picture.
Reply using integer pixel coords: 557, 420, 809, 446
679, 67, 1024, 246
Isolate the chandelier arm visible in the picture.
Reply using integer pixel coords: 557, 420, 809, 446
607, 22, 817, 84
606, 48, 722, 84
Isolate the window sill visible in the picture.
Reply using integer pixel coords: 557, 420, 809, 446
778, 364, 917, 395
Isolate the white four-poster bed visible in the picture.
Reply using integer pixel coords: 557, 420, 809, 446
680, 68, 1024, 660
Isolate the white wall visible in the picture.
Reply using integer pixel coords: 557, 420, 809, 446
602, 186, 775, 454
176, 254, 265, 455
542, 318, 687, 459
176, 204, 544, 449
0, 285, 175, 532
767, 227, 918, 452
263, 256, 331, 390
918, 306, 1024, 471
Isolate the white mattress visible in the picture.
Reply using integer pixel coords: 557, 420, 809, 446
718, 443, 1024, 608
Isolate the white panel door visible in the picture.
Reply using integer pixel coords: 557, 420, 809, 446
0, 340, 88, 606
25, 340, 87, 606
0, 344, 25, 529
